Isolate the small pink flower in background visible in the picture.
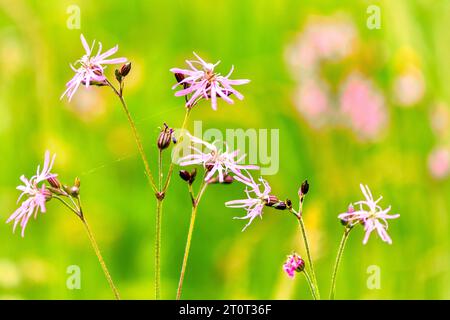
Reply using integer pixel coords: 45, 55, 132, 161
61, 34, 127, 102
338, 184, 400, 244
7, 151, 56, 237
225, 174, 271, 231
178, 134, 259, 183
286, 16, 356, 75
294, 79, 331, 128
339, 73, 388, 140
283, 253, 305, 278
429, 102, 450, 137
393, 68, 425, 107
428, 147, 450, 180
170, 52, 250, 110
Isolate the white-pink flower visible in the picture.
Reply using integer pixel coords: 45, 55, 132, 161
338, 184, 400, 244
7, 151, 56, 237
178, 134, 259, 183
61, 34, 127, 102
170, 52, 250, 110
225, 174, 271, 231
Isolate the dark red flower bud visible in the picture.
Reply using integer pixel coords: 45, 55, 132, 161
47, 176, 61, 189
120, 62, 132, 77
299, 180, 309, 196
157, 123, 174, 150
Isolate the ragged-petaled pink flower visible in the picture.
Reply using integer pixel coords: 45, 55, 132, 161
283, 253, 305, 278
7, 151, 56, 237
61, 34, 127, 102
170, 52, 250, 110
225, 174, 271, 231
428, 147, 450, 180
338, 184, 400, 245
178, 134, 259, 183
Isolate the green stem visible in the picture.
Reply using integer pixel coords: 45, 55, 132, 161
303, 270, 317, 300
155, 150, 163, 299
82, 216, 121, 300
297, 216, 320, 299
329, 228, 352, 300
176, 181, 208, 300
56, 194, 120, 300
106, 80, 157, 193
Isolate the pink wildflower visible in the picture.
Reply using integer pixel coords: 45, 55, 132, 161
7, 151, 56, 237
170, 52, 250, 110
225, 174, 271, 231
178, 134, 259, 183
283, 253, 305, 278
338, 184, 400, 244
61, 34, 127, 101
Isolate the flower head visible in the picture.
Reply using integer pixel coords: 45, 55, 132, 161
338, 184, 400, 244
170, 52, 250, 110
61, 34, 127, 101
225, 174, 272, 231
283, 253, 305, 278
178, 134, 259, 183
7, 151, 57, 237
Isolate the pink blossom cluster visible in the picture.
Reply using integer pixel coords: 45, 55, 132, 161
286, 16, 389, 141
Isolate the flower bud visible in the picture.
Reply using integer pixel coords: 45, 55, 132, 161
299, 180, 309, 196
47, 176, 61, 189
115, 69, 122, 82
295, 256, 305, 272
120, 62, 132, 77
272, 201, 287, 210
179, 168, 197, 185
157, 123, 174, 150
179, 170, 191, 182
266, 195, 280, 206
285, 198, 292, 210
74, 177, 81, 188
69, 186, 80, 197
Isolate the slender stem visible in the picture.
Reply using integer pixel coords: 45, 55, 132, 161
53, 196, 79, 216
162, 109, 191, 193
155, 108, 191, 299
303, 270, 317, 300
297, 216, 320, 299
106, 80, 157, 193
154, 150, 163, 300
57, 193, 120, 300
176, 181, 208, 300
329, 228, 352, 300
155, 198, 163, 299
82, 216, 121, 300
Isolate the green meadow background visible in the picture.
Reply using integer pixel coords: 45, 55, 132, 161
0, 0, 449, 299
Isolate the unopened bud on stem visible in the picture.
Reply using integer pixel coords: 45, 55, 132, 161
157, 123, 174, 150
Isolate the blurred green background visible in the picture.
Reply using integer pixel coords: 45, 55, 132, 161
0, 0, 449, 299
